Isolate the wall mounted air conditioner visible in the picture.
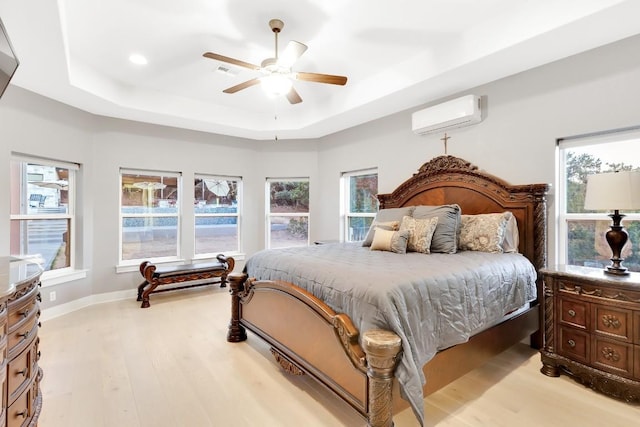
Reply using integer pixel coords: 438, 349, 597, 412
411, 95, 482, 135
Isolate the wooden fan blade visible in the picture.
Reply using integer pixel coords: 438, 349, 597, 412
286, 87, 303, 104
223, 78, 261, 94
203, 52, 261, 71
278, 41, 308, 68
296, 72, 347, 86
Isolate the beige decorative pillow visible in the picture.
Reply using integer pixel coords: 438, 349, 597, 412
399, 216, 439, 254
362, 207, 415, 247
458, 212, 512, 253
370, 228, 410, 254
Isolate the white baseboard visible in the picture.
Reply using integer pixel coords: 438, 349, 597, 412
40, 289, 134, 322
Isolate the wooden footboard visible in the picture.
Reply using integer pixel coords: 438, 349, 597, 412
228, 272, 402, 427
228, 272, 540, 426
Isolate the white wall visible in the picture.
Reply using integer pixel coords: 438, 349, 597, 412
2, 33, 640, 311
0, 88, 319, 309
317, 34, 640, 266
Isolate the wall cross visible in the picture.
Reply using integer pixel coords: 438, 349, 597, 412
441, 133, 451, 154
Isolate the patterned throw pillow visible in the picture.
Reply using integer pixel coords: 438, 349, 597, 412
399, 216, 439, 253
458, 212, 512, 253
370, 228, 410, 254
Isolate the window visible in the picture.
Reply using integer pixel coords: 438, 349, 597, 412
266, 178, 309, 248
194, 175, 241, 255
342, 169, 378, 242
120, 169, 180, 264
10, 155, 78, 274
558, 131, 640, 272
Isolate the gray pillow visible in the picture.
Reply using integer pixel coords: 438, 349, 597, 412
362, 206, 415, 247
412, 204, 461, 253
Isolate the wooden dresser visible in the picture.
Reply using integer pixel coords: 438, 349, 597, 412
540, 265, 640, 401
0, 257, 43, 427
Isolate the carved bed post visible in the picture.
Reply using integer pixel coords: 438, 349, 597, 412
362, 329, 402, 427
227, 272, 248, 342
540, 275, 560, 377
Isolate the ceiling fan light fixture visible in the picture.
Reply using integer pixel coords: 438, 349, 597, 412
203, 18, 347, 104
260, 74, 292, 97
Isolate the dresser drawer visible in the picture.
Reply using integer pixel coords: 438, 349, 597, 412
593, 304, 632, 342
558, 326, 589, 363
7, 347, 31, 406
7, 319, 37, 360
7, 284, 39, 331
7, 384, 31, 427
559, 297, 588, 330
6, 301, 36, 333
593, 337, 634, 379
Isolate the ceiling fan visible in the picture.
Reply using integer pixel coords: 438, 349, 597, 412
203, 19, 347, 104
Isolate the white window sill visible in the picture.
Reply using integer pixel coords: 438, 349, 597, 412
192, 252, 245, 262
116, 259, 187, 274
41, 269, 88, 288
116, 253, 245, 274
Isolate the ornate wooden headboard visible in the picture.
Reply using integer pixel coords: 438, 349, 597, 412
376, 155, 550, 274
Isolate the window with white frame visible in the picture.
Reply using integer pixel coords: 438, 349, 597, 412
194, 175, 241, 255
558, 130, 640, 272
266, 178, 309, 248
119, 169, 180, 264
342, 169, 378, 242
10, 155, 78, 274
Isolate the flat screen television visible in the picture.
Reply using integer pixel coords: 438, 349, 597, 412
0, 17, 19, 99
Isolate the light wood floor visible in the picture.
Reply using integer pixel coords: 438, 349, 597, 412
38, 286, 640, 427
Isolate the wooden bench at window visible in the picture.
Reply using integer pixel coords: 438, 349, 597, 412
137, 254, 235, 308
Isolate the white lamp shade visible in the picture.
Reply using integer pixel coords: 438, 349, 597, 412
584, 171, 640, 211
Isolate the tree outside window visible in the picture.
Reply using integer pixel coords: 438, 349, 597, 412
560, 136, 640, 272
342, 170, 378, 241
266, 178, 309, 248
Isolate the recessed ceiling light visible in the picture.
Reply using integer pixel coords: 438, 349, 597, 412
129, 54, 148, 65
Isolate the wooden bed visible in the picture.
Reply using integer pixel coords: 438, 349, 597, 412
227, 155, 549, 426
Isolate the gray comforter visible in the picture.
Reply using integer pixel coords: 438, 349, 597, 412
245, 242, 537, 425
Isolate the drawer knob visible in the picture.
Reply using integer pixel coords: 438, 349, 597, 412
16, 368, 28, 377
36, 293, 42, 302
18, 331, 30, 339
19, 309, 29, 318
567, 339, 576, 348
602, 347, 621, 362
16, 409, 28, 418
568, 309, 576, 317
602, 314, 621, 329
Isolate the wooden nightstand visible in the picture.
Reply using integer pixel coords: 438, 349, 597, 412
540, 265, 640, 402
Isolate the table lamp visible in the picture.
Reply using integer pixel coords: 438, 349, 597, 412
584, 171, 640, 275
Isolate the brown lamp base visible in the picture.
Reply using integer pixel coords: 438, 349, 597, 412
604, 210, 630, 276
605, 265, 629, 276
